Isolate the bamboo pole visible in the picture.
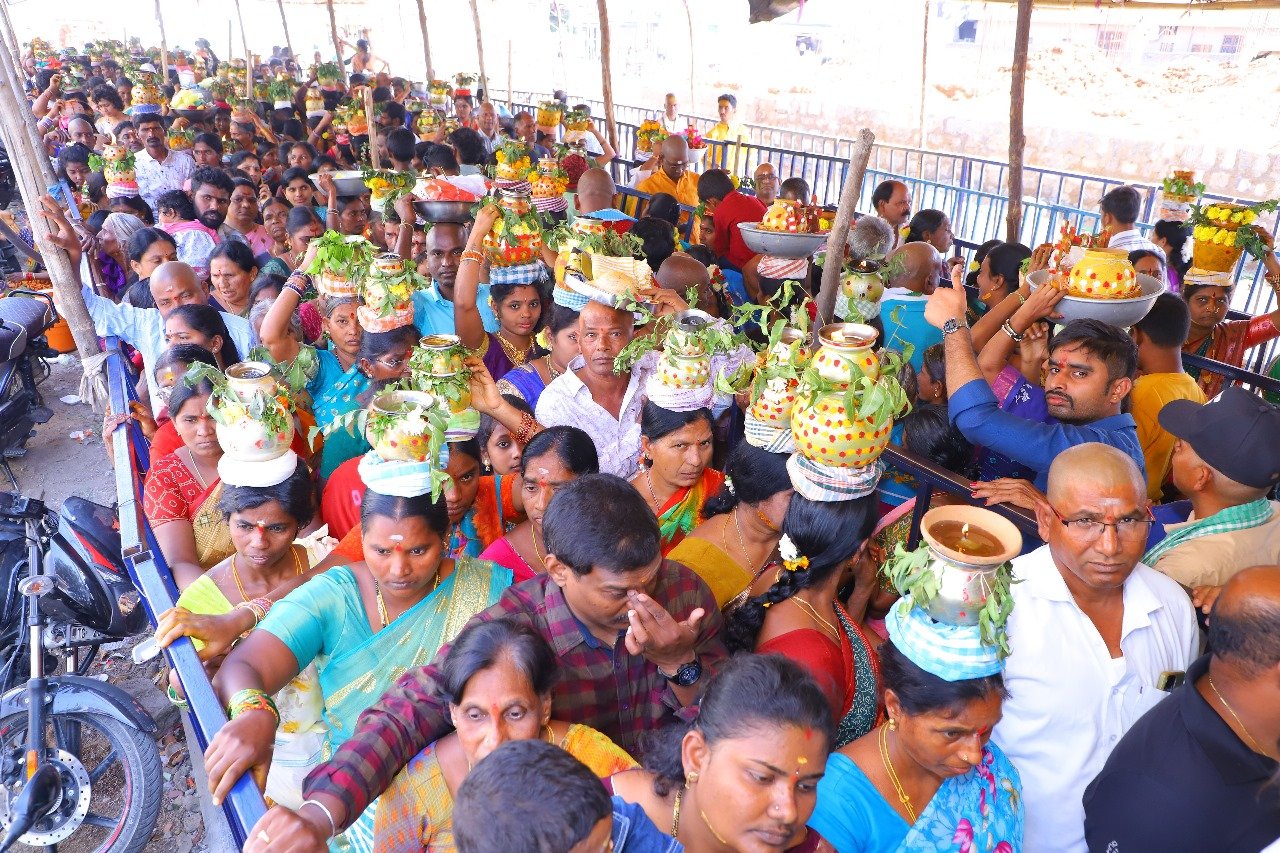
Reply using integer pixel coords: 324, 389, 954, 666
234, 0, 250, 58
277, 0, 295, 64
365, 84, 379, 168
414, 0, 435, 82
1006, 0, 1032, 243
596, 0, 617, 151
326, 0, 343, 71
917, 0, 930, 149
0, 0, 21, 76
817, 128, 876, 328
681, 0, 695, 114
506, 38, 513, 112
467, 0, 489, 103
156, 0, 170, 82
0, 37, 101, 362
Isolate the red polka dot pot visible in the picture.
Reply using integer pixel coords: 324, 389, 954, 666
790, 390, 895, 468
749, 379, 798, 427
812, 323, 880, 385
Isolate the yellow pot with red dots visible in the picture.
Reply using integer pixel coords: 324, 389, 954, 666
790, 391, 894, 468
812, 323, 880, 385
749, 379, 798, 427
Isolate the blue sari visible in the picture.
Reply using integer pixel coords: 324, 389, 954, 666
308, 347, 371, 481
809, 743, 1023, 852
495, 363, 550, 410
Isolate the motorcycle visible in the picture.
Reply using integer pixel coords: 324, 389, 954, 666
0, 290, 57, 489
0, 492, 161, 852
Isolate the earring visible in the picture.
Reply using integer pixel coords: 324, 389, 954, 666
686, 771, 699, 785
888, 718, 897, 731
482, 459, 492, 473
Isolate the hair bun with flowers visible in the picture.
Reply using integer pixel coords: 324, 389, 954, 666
778, 533, 809, 573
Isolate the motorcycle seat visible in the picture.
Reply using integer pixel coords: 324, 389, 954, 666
0, 296, 52, 361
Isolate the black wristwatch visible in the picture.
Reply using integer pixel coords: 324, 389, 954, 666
658, 658, 702, 687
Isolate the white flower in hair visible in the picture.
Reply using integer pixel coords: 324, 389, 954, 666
779, 533, 799, 563
725, 476, 736, 496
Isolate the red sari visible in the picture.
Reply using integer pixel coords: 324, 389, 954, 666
1184, 315, 1280, 398
142, 453, 235, 570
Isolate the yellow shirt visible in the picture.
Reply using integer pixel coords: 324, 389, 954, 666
1131, 371, 1205, 499
706, 121, 749, 174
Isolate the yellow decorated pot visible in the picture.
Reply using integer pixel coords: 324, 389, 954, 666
790, 391, 894, 468
812, 323, 880, 384
749, 378, 797, 427
368, 391, 439, 462
1065, 248, 1140, 299
657, 353, 711, 390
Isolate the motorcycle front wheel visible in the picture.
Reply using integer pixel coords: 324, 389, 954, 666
0, 710, 162, 852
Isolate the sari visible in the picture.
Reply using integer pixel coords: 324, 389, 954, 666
808, 742, 1023, 852
175, 573, 326, 810
496, 363, 550, 410
374, 724, 637, 852
309, 346, 372, 482
757, 602, 882, 748
259, 556, 512, 853
667, 536, 757, 610
475, 332, 538, 383
1184, 315, 1280, 398
478, 534, 539, 583
472, 475, 524, 550
142, 453, 234, 570
654, 468, 725, 555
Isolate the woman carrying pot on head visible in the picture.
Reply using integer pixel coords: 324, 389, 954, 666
374, 618, 636, 851
168, 459, 328, 809
667, 440, 792, 609
494, 303, 580, 410
479, 425, 599, 583
630, 401, 723, 556
454, 204, 546, 382
725, 493, 884, 748
807, 594, 1023, 851
204, 472, 512, 852
609, 653, 835, 852
142, 373, 235, 589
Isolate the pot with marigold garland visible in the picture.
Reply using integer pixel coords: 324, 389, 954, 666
1190, 198, 1280, 273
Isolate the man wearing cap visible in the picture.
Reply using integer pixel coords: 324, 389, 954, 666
1141, 387, 1280, 588
1084, 566, 1280, 851
994, 442, 1197, 853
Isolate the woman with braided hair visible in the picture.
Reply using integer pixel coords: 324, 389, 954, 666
724, 493, 884, 748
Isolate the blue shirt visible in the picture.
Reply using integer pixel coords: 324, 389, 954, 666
881, 289, 941, 371
949, 377, 1146, 491
412, 280, 498, 337
611, 797, 683, 853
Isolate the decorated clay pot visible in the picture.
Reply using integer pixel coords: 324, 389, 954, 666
771, 327, 811, 362
665, 310, 715, 357
1065, 248, 1139, 299
368, 390, 440, 462
917, 505, 1023, 626
749, 378, 798, 427
358, 303, 414, 333
215, 364, 293, 462
573, 216, 607, 238
483, 229, 542, 267
839, 265, 885, 305
417, 335, 465, 375
657, 352, 711, 390
1157, 194, 1195, 223
812, 323, 880, 384
791, 390, 894, 468
225, 361, 277, 398
316, 270, 359, 299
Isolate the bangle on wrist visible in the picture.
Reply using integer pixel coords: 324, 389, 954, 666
1001, 320, 1025, 343
301, 799, 338, 839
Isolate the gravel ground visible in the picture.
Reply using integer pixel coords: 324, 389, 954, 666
7, 354, 209, 853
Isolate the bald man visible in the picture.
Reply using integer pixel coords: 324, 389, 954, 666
1085, 565, 1280, 850
994, 443, 1197, 853
880, 241, 945, 370
574, 168, 633, 229
78, 260, 256, 389
656, 253, 719, 316
636, 135, 700, 213
752, 162, 779, 207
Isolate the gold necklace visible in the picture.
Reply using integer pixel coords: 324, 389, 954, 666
791, 596, 841, 640
1208, 674, 1267, 755
699, 807, 730, 847
183, 447, 209, 489
642, 466, 663, 510
670, 786, 683, 838
879, 725, 917, 822
530, 525, 547, 569
374, 571, 442, 628
229, 547, 303, 604
545, 356, 563, 380
719, 507, 759, 572
494, 331, 531, 367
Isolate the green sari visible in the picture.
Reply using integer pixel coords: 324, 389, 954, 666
259, 556, 512, 852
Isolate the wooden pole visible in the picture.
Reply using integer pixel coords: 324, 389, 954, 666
681, 0, 695, 114
276, 0, 295, 64
365, 84, 379, 168
234, 0, 250, 58
1006, 0, 1032, 243
467, 0, 489, 103
506, 39, 513, 112
326, 0, 343, 70
917, 0, 930, 149
0, 38, 101, 362
817, 128, 876, 328
414, 0, 435, 82
0, 0, 22, 76
596, 0, 617, 151
156, 0, 170, 82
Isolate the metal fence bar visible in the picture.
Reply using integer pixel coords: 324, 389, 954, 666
106, 338, 267, 847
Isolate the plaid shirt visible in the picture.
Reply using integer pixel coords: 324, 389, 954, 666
303, 559, 726, 826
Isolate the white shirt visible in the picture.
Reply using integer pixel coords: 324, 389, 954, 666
659, 113, 684, 135
536, 355, 646, 480
134, 148, 196, 218
1108, 228, 1166, 263
992, 544, 1198, 853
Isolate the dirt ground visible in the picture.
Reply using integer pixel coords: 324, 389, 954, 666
9, 354, 208, 853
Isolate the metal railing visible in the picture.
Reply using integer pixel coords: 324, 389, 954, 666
500, 89, 1280, 368
106, 338, 267, 847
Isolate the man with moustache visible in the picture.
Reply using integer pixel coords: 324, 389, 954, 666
411, 221, 497, 337
188, 166, 243, 245
133, 113, 195, 217
925, 282, 1145, 491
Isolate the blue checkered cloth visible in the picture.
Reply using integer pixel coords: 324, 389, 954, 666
885, 597, 1003, 682
489, 261, 549, 287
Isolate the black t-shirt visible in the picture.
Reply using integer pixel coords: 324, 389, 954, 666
1084, 654, 1280, 852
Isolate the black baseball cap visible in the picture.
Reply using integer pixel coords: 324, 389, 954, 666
1159, 386, 1280, 489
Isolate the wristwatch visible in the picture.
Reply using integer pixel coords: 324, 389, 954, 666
658, 658, 703, 687
941, 317, 968, 337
